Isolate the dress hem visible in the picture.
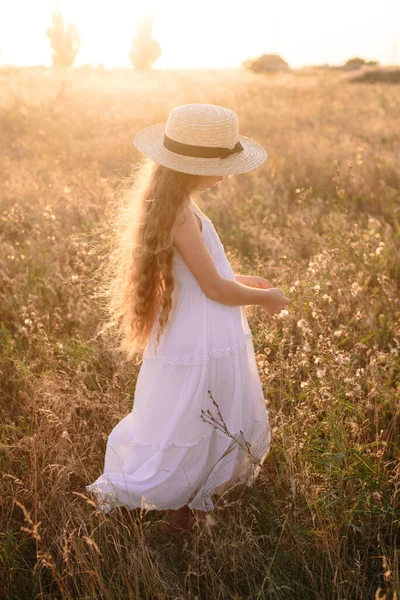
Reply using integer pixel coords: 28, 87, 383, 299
85, 415, 271, 514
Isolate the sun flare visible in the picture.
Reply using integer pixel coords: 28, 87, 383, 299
0, 0, 399, 68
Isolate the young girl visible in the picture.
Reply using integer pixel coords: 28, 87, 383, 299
86, 103, 289, 532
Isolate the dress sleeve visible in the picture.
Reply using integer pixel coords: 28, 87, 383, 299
194, 212, 203, 232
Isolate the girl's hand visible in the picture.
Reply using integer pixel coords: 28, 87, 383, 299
238, 275, 273, 289
259, 288, 290, 317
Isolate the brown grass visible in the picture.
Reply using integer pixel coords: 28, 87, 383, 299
0, 66, 399, 600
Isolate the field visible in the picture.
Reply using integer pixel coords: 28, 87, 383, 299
0, 66, 399, 599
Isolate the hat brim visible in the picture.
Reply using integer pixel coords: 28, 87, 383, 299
133, 122, 267, 176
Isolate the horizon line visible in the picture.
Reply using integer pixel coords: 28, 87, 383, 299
1, 62, 399, 70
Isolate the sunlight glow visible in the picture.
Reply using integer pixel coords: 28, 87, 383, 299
0, 0, 399, 68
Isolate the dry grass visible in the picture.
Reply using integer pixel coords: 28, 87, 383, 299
0, 66, 399, 600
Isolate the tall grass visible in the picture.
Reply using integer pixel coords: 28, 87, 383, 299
0, 67, 399, 599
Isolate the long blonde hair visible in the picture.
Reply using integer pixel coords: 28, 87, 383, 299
96, 156, 201, 362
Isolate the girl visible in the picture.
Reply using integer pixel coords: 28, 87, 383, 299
86, 103, 289, 532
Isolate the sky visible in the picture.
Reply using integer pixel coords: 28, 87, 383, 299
0, 0, 399, 69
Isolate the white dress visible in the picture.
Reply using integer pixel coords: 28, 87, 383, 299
86, 199, 271, 513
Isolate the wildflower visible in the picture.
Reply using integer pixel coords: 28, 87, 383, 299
351, 282, 362, 296
297, 318, 308, 329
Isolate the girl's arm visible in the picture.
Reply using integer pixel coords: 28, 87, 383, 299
234, 274, 248, 285
173, 207, 288, 312
234, 274, 273, 289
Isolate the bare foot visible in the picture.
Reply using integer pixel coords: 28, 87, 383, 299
152, 505, 209, 537
163, 505, 194, 531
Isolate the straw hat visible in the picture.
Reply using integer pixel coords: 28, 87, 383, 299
133, 103, 267, 176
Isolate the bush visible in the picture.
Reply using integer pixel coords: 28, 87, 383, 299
350, 67, 400, 84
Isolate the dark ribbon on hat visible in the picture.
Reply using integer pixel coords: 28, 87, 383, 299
163, 133, 244, 159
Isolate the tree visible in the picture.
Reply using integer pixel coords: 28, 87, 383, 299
46, 5, 80, 68
129, 16, 161, 71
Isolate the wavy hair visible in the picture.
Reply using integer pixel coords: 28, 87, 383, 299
95, 156, 201, 362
